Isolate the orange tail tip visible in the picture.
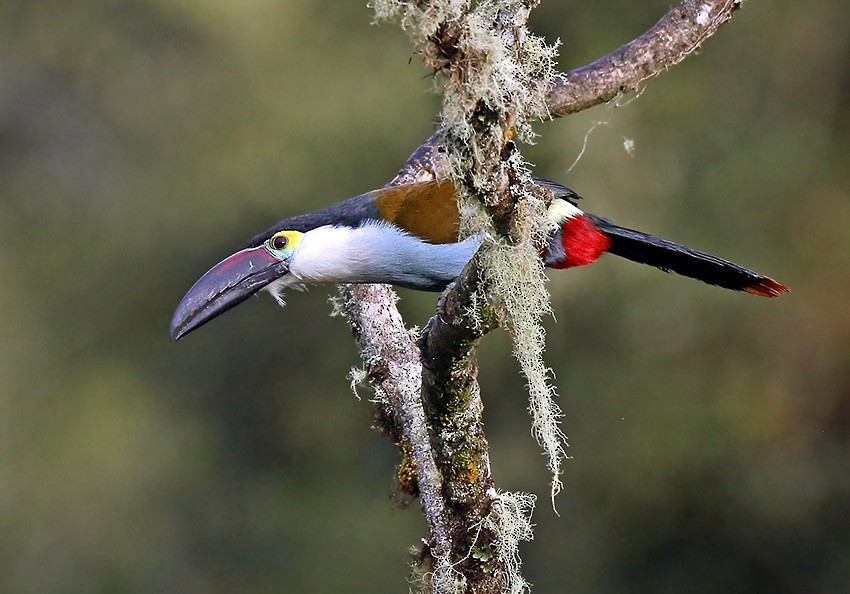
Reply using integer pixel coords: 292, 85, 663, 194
745, 277, 790, 298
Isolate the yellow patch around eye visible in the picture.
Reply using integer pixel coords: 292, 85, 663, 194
268, 230, 303, 252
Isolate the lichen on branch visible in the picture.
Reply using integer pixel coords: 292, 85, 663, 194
344, 1, 751, 592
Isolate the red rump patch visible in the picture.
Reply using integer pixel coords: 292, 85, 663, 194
550, 216, 612, 269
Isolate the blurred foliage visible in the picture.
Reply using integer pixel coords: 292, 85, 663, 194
1, 1, 849, 592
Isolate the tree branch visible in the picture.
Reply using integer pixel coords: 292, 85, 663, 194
389, 1, 745, 154
388, 0, 745, 175
544, 0, 743, 117
340, 283, 451, 557
340, 1, 749, 591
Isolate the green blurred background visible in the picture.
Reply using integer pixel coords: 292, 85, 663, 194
2, 1, 848, 592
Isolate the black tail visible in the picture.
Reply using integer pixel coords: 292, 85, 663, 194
586, 214, 788, 297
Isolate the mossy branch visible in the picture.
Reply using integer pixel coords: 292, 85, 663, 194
340, 1, 748, 592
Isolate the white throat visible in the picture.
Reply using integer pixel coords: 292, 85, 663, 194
264, 223, 479, 303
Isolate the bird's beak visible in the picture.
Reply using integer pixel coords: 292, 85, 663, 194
170, 245, 290, 340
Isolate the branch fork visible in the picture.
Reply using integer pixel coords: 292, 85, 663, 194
342, 1, 746, 591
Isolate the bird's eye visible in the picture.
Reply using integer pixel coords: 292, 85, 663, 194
266, 230, 303, 255
271, 235, 288, 250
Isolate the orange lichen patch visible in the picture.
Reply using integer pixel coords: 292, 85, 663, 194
397, 438, 419, 496
466, 460, 481, 484
373, 180, 461, 244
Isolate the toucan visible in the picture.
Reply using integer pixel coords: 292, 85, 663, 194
170, 179, 787, 340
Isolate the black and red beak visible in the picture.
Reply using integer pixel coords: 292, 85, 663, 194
170, 245, 289, 340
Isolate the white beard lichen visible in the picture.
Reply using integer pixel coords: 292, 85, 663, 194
479, 237, 567, 503
485, 490, 536, 594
